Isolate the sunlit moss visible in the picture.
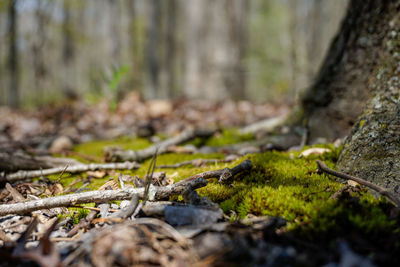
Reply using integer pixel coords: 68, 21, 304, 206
189, 128, 254, 147
73, 136, 152, 159
55, 136, 399, 238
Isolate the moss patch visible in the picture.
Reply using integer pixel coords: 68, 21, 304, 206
189, 129, 254, 147
53, 136, 399, 245
73, 136, 152, 160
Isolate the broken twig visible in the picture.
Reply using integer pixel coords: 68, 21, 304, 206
104, 128, 215, 162
316, 160, 400, 207
0, 178, 208, 216
1, 161, 140, 182
179, 159, 252, 184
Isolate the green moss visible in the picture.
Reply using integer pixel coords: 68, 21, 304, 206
58, 137, 398, 239
73, 136, 151, 160
190, 129, 254, 147
194, 146, 398, 239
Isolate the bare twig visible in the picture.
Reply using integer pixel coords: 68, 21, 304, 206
104, 128, 215, 162
109, 194, 139, 219
179, 159, 252, 183
2, 162, 140, 182
239, 113, 288, 134
0, 178, 208, 216
316, 160, 400, 207
55, 165, 69, 183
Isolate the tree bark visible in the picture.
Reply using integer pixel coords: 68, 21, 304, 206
300, 0, 394, 142
302, 0, 400, 196
336, 1, 400, 196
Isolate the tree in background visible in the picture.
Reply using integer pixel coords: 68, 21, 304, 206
8, 0, 18, 108
62, 0, 75, 97
0, 0, 347, 106
183, 0, 249, 100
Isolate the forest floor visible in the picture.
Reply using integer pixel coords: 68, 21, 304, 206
0, 94, 399, 266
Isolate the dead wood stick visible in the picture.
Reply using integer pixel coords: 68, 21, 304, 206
1, 162, 140, 182
104, 128, 215, 162
178, 159, 252, 184
0, 152, 81, 172
0, 178, 208, 216
109, 194, 139, 219
316, 160, 400, 207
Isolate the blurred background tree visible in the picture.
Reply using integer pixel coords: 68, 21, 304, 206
0, 0, 348, 108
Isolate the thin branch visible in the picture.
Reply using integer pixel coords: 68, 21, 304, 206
316, 160, 400, 207
109, 194, 139, 219
2, 162, 140, 182
104, 128, 215, 162
178, 159, 252, 183
0, 178, 208, 216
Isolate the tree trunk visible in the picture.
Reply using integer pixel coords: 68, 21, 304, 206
62, 0, 75, 97
32, 0, 49, 101
165, 0, 177, 98
183, 0, 248, 100
8, 0, 19, 108
145, 0, 161, 99
302, 0, 400, 195
301, 0, 396, 142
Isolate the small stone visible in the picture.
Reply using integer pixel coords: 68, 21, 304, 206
49, 136, 73, 154
165, 205, 223, 226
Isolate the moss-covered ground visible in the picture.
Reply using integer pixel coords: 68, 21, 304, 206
53, 130, 400, 256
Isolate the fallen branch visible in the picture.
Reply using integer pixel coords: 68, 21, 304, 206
179, 159, 252, 183
0, 152, 81, 172
239, 113, 288, 134
104, 128, 215, 162
0, 178, 208, 216
1, 162, 140, 183
316, 160, 400, 207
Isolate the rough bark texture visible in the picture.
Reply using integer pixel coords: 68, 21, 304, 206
337, 1, 400, 196
301, 0, 396, 142
0, 178, 208, 216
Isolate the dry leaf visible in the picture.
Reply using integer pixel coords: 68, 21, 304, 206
98, 180, 119, 190
300, 148, 331, 157
347, 180, 360, 187
87, 170, 107, 178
